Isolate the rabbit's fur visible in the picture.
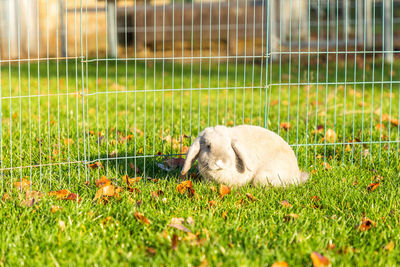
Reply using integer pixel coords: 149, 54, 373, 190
181, 125, 308, 187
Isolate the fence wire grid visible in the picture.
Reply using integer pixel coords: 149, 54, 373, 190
0, 0, 399, 191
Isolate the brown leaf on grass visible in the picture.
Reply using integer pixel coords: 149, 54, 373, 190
123, 175, 142, 185
176, 180, 195, 197
64, 138, 74, 145
280, 200, 293, 208
323, 162, 332, 170
171, 234, 179, 250
367, 182, 380, 192
168, 223, 192, 233
390, 118, 399, 126
89, 161, 103, 169
372, 175, 384, 182
384, 241, 395, 251
359, 217, 376, 231
164, 157, 185, 169
208, 200, 217, 208
127, 187, 141, 194
222, 212, 228, 220
311, 196, 321, 202
58, 220, 66, 232
271, 262, 290, 267
65, 193, 81, 203
310, 252, 330, 267
375, 124, 385, 130
180, 146, 189, 154
2, 193, 11, 201
95, 176, 111, 187
245, 193, 257, 201
13, 178, 31, 190
186, 217, 195, 225
147, 177, 159, 183
324, 129, 337, 143
283, 213, 299, 222
94, 185, 116, 201
327, 243, 336, 250
280, 122, 291, 131
49, 189, 71, 199
146, 247, 156, 256
219, 185, 231, 199
151, 190, 164, 199
51, 206, 63, 213
271, 99, 279, 106
134, 212, 151, 225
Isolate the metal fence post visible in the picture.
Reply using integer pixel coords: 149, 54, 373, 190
384, 0, 393, 63
357, 0, 363, 46
268, 0, 277, 61
366, 0, 372, 49
107, 0, 118, 58
59, 0, 66, 57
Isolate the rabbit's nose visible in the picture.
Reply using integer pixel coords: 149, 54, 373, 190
215, 160, 224, 169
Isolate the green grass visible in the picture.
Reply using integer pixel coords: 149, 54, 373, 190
0, 58, 399, 266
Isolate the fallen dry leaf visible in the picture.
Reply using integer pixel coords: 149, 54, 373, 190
311, 196, 321, 202
245, 193, 257, 201
176, 180, 195, 197
280, 200, 293, 208
180, 146, 189, 154
327, 243, 336, 250
2, 193, 11, 201
58, 220, 66, 231
219, 185, 231, 199
65, 193, 81, 203
146, 247, 156, 256
49, 189, 71, 199
94, 184, 117, 201
64, 138, 75, 145
134, 212, 151, 225
95, 176, 111, 187
283, 213, 299, 222
323, 162, 332, 170
367, 182, 380, 192
89, 161, 103, 169
123, 175, 142, 185
168, 223, 191, 233
359, 217, 376, 231
271, 262, 290, 267
310, 252, 330, 267
384, 240, 395, 251
13, 178, 31, 190
170, 217, 185, 225
51, 206, 63, 213
171, 234, 179, 250
375, 124, 385, 130
151, 190, 164, 199
372, 175, 384, 182
164, 157, 185, 169
186, 217, 195, 225
324, 129, 337, 143
280, 122, 291, 131
208, 200, 217, 208
222, 211, 228, 220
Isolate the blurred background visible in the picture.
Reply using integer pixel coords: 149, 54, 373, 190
1, 0, 399, 62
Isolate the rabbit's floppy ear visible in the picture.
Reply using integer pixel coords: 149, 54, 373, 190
231, 139, 253, 172
180, 136, 201, 176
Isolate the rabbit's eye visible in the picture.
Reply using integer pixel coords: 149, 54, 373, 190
207, 144, 211, 150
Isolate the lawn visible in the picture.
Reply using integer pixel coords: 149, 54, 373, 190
0, 57, 399, 266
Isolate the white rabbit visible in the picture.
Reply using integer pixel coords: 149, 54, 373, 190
180, 125, 308, 187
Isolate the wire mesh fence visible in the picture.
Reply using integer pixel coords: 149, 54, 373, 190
0, 0, 399, 191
